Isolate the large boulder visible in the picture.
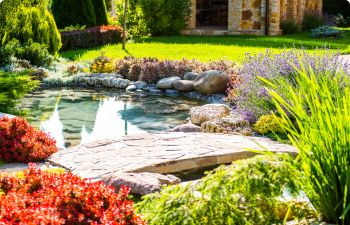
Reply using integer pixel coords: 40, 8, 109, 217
103, 172, 181, 195
169, 123, 201, 132
102, 77, 129, 88
184, 72, 199, 81
201, 114, 252, 136
190, 104, 230, 125
156, 76, 181, 89
173, 80, 195, 92
193, 70, 229, 94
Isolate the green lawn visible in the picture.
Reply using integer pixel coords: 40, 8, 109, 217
60, 30, 350, 62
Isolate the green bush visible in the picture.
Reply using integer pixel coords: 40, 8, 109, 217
137, 154, 316, 225
0, 39, 54, 67
0, 71, 39, 114
115, 0, 191, 37
0, 0, 61, 55
266, 64, 350, 224
302, 11, 324, 30
323, 0, 350, 18
139, 0, 191, 36
254, 114, 284, 135
115, 0, 148, 39
333, 14, 350, 27
280, 20, 300, 34
310, 26, 345, 38
15, 42, 54, 67
52, 0, 96, 29
91, 0, 109, 25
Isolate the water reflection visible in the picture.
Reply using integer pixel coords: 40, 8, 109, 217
80, 97, 146, 145
20, 89, 203, 147
40, 104, 65, 149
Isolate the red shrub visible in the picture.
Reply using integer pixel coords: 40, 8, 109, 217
0, 117, 57, 163
115, 57, 239, 84
60, 25, 123, 51
0, 165, 145, 225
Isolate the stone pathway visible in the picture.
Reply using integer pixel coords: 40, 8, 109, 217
49, 132, 296, 180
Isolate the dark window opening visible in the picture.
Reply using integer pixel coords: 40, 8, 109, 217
196, 0, 228, 29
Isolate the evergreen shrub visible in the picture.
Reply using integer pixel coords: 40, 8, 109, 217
0, 0, 61, 55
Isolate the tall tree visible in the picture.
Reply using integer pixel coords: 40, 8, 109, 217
91, 0, 109, 25
51, 0, 96, 28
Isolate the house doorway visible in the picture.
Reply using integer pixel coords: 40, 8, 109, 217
196, 0, 228, 29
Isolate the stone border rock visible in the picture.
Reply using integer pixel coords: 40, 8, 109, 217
42, 70, 229, 104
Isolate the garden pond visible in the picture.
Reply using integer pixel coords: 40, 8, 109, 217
19, 88, 204, 148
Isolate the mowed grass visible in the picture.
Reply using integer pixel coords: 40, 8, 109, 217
60, 29, 350, 62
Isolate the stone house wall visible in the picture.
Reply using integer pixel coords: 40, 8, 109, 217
185, 0, 322, 35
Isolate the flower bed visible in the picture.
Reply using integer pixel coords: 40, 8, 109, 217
0, 165, 145, 224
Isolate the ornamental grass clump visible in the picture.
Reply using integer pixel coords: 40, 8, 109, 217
231, 49, 350, 122
265, 64, 350, 224
0, 164, 145, 224
137, 154, 315, 225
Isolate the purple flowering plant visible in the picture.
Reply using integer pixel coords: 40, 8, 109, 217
231, 49, 350, 122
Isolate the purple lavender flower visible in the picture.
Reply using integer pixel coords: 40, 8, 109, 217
232, 49, 350, 120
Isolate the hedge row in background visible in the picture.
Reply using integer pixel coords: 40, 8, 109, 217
52, 0, 109, 29
60, 25, 123, 51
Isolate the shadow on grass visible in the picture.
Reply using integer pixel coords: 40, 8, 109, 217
59, 31, 350, 60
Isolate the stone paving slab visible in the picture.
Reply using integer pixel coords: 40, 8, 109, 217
48, 132, 297, 180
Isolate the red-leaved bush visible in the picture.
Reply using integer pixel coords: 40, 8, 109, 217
115, 56, 238, 83
60, 25, 123, 51
0, 165, 145, 224
0, 117, 57, 163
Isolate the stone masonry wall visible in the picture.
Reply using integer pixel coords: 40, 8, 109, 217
280, 0, 322, 25
185, 0, 322, 35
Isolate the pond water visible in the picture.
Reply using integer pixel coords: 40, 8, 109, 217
19, 88, 204, 148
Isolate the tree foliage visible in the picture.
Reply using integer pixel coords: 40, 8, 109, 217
323, 0, 350, 17
52, 0, 109, 29
0, 0, 61, 54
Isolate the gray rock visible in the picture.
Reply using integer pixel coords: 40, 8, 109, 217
103, 172, 181, 195
194, 70, 229, 94
114, 78, 130, 89
101, 77, 115, 87
165, 89, 179, 97
190, 104, 231, 125
149, 88, 163, 95
156, 76, 181, 89
101, 77, 129, 88
126, 84, 137, 92
173, 80, 195, 92
200, 113, 251, 135
134, 81, 148, 89
184, 72, 199, 81
182, 91, 226, 104
169, 123, 201, 132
